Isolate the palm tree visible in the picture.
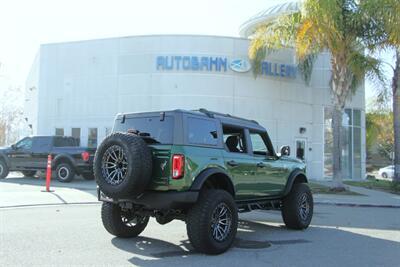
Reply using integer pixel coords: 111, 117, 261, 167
249, 0, 383, 188
361, 0, 400, 182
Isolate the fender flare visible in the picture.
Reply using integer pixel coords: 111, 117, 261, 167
190, 167, 235, 196
282, 168, 308, 196
52, 154, 76, 170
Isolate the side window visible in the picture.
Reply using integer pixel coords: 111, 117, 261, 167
54, 137, 78, 147
187, 117, 218, 146
249, 131, 271, 156
66, 137, 78, 146
53, 137, 65, 147
16, 138, 33, 150
222, 125, 247, 153
32, 137, 51, 151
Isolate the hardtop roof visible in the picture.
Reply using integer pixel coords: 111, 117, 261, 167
117, 109, 267, 132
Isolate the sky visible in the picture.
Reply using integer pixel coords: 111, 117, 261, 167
0, 0, 393, 101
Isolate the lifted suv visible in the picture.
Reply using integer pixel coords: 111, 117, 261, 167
94, 109, 313, 254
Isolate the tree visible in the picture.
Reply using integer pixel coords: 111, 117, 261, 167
361, 0, 400, 182
366, 111, 393, 161
249, 0, 383, 188
0, 87, 25, 146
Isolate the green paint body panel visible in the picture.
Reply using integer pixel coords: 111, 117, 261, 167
112, 109, 307, 202
147, 144, 306, 199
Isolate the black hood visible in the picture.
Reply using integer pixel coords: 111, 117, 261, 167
0, 146, 12, 153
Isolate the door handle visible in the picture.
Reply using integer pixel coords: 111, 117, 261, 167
257, 162, 266, 168
227, 160, 238, 167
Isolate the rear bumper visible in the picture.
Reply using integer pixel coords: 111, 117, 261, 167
97, 188, 199, 210
75, 163, 93, 174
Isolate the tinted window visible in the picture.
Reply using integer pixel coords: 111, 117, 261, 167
32, 137, 52, 151
16, 138, 33, 150
54, 137, 78, 147
113, 116, 174, 144
187, 117, 218, 146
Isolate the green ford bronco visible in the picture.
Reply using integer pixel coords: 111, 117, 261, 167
94, 109, 313, 254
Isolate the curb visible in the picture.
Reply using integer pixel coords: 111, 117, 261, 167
315, 201, 400, 209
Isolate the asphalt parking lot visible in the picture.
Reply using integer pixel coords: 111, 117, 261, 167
1, 174, 400, 267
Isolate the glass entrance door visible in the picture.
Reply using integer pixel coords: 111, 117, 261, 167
295, 138, 307, 162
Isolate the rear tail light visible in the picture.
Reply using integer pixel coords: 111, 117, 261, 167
172, 154, 185, 179
81, 151, 90, 162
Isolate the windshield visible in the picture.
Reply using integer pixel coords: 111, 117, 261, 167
113, 116, 174, 144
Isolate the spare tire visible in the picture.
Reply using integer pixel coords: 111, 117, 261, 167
94, 132, 153, 198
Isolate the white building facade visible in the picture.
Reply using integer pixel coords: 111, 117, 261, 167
24, 3, 366, 180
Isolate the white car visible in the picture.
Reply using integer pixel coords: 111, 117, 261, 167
378, 165, 394, 179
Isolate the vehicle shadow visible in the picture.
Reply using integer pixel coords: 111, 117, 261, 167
242, 207, 400, 231
111, 219, 400, 267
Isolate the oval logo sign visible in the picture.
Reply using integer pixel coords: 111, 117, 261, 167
229, 58, 251, 73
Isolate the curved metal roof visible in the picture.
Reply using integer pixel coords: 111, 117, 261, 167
239, 1, 301, 38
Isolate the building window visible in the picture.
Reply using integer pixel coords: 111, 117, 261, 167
55, 128, 64, 136
88, 128, 98, 148
71, 128, 81, 145
324, 107, 362, 179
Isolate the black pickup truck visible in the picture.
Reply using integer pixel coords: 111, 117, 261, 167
0, 136, 96, 182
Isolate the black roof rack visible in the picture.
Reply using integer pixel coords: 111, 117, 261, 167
197, 108, 259, 125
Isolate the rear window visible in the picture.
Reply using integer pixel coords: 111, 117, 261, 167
113, 116, 174, 144
187, 117, 218, 146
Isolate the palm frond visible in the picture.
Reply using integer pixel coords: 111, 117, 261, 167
297, 53, 317, 85
249, 12, 301, 77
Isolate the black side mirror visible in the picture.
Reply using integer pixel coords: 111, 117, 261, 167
280, 145, 290, 156
11, 144, 16, 150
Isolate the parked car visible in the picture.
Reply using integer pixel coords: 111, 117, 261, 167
0, 136, 96, 182
378, 165, 394, 179
94, 109, 313, 255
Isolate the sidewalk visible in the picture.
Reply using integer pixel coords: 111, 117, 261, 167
312, 180, 400, 208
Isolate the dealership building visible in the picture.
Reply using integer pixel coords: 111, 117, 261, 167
24, 1, 365, 180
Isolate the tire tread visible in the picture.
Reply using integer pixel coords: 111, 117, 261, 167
281, 183, 313, 230
186, 189, 238, 254
101, 202, 148, 238
94, 132, 152, 198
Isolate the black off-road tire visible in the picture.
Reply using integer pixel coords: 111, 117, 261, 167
186, 189, 238, 255
21, 171, 36, 177
82, 173, 95, 180
94, 132, 152, 199
55, 163, 75, 183
281, 183, 313, 230
101, 202, 149, 238
0, 160, 9, 179
382, 172, 388, 178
